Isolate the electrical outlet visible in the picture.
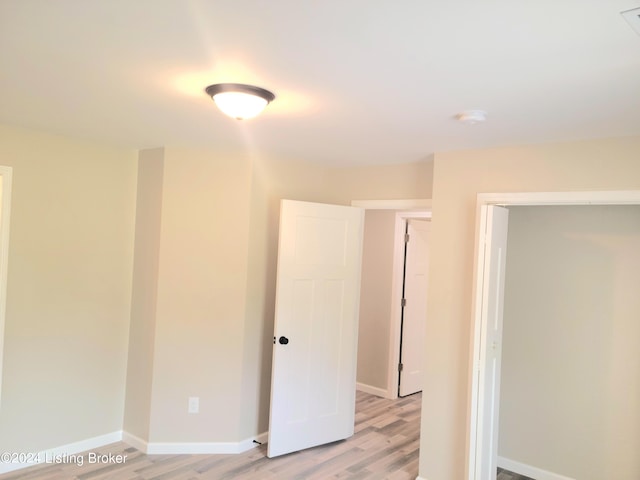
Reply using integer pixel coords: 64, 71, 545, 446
188, 396, 199, 414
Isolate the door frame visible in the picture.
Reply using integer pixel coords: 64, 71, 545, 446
467, 190, 640, 480
352, 199, 431, 399
267, 200, 365, 457
0, 166, 13, 407
389, 211, 431, 399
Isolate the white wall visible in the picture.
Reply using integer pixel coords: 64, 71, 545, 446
0, 123, 137, 454
499, 205, 640, 480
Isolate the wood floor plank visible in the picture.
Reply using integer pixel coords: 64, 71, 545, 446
1, 391, 422, 480
497, 468, 534, 480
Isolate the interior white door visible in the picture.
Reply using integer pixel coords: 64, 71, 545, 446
399, 219, 430, 397
267, 199, 364, 458
474, 205, 509, 480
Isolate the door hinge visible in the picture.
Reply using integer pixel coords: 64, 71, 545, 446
405, 233, 410, 243
398, 363, 404, 372
401, 298, 407, 307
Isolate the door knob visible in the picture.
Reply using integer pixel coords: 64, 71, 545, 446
279, 336, 289, 345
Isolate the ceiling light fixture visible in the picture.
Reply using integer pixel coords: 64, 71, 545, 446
455, 110, 488, 125
205, 83, 275, 120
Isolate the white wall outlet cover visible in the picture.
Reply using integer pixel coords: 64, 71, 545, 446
188, 397, 199, 414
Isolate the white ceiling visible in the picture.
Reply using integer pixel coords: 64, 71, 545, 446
1, 0, 639, 166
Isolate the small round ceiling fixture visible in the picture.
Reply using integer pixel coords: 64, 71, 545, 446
205, 83, 275, 120
455, 110, 488, 125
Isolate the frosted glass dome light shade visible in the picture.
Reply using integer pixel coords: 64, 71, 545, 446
206, 83, 275, 120
214, 92, 267, 119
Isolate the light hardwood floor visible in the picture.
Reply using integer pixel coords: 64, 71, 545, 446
1, 391, 421, 480
497, 468, 534, 480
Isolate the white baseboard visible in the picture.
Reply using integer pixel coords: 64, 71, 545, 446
122, 431, 148, 452
356, 382, 391, 398
122, 431, 268, 455
0, 429, 268, 475
498, 456, 576, 480
415, 476, 429, 480
0, 430, 123, 474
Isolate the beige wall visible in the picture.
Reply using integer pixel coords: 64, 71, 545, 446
357, 210, 397, 390
0, 122, 432, 454
419, 136, 640, 480
500, 205, 640, 480
0, 124, 137, 453
124, 148, 350, 443
326, 159, 434, 204
123, 148, 165, 440
146, 148, 253, 442
238, 158, 272, 438
237, 153, 331, 439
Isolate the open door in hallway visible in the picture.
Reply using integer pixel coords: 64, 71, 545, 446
398, 218, 430, 397
267, 200, 364, 458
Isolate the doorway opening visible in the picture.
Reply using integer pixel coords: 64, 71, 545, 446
352, 200, 431, 400
267, 198, 430, 461
468, 191, 640, 480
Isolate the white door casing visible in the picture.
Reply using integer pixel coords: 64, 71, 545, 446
473, 205, 509, 480
468, 191, 640, 480
267, 200, 364, 458
399, 219, 430, 397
